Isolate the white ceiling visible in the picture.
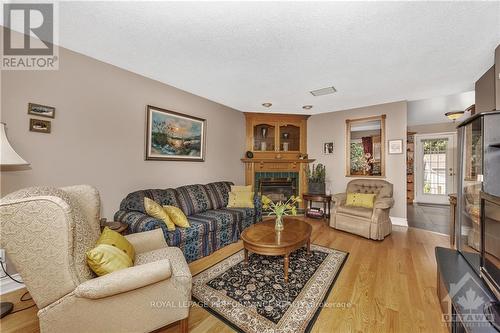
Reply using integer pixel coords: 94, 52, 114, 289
407, 90, 475, 126
45, 2, 500, 114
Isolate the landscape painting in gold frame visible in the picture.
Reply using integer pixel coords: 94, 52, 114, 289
145, 105, 206, 162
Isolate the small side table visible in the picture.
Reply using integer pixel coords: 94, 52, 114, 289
302, 193, 332, 220
100, 218, 128, 235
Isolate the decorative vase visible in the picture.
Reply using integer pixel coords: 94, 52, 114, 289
283, 142, 289, 151
261, 127, 268, 138
260, 142, 267, 151
275, 214, 284, 231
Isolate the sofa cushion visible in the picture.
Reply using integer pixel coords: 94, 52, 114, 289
119, 189, 180, 213
163, 205, 190, 228
204, 182, 232, 209
188, 209, 238, 233
144, 198, 175, 231
164, 220, 208, 247
337, 205, 373, 219
176, 184, 213, 216
346, 193, 376, 209
223, 207, 255, 230
227, 191, 254, 208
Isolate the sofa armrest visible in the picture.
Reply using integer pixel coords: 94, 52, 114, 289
332, 193, 347, 205
74, 259, 171, 299
161, 247, 192, 291
125, 229, 167, 254
114, 210, 164, 234
374, 197, 394, 209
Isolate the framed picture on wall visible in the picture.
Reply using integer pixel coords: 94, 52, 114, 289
29, 118, 51, 133
28, 103, 55, 118
145, 105, 206, 161
388, 139, 403, 154
323, 142, 334, 155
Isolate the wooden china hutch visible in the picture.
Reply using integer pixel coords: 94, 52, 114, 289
241, 113, 314, 208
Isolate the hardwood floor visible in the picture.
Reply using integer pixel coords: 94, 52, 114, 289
0, 218, 450, 333
407, 203, 450, 235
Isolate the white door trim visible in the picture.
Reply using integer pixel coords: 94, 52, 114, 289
414, 132, 457, 205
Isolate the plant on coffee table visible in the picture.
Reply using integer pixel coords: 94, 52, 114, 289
261, 195, 301, 231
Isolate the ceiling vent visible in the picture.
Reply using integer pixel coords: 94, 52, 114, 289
310, 86, 337, 96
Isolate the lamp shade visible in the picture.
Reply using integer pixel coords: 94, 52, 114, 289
0, 123, 29, 166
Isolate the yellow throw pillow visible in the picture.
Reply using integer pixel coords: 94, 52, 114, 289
346, 193, 376, 209
227, 191, 254, 208
163, 205, 190, 228
86, 227, 135, 276
87, 244, 133, 276
144, 197, 175, 231
97, 227, 135, 261
230, 185, 252, 193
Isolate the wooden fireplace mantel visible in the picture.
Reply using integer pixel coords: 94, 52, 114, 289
242, 113, 313, 208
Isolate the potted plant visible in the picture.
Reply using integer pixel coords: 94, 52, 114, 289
307, 163, 326, 194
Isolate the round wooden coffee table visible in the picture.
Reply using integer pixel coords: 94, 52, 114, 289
241, 217, 312, 283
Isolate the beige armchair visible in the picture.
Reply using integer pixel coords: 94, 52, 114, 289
330, 179, 394, 240
0, 185, 191, 333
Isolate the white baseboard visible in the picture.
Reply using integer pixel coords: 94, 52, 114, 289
0, 274, 24, 295
390, 216, 408, 227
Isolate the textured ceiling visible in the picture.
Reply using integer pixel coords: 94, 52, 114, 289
53, 2, 500, 114
407, 90, 475, 126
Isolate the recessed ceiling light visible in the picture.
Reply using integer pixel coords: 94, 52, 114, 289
262, 102, 272, 108
302, 105, 313, 110
310, 86, 337, 96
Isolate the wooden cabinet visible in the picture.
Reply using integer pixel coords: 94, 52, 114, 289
407, 132, 416, 203
243, 113, 311, 208
245, 113, 309, 159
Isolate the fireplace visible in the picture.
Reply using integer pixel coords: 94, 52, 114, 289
259, 178, 297, 202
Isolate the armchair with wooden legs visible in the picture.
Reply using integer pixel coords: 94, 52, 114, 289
0, 185, 191, 333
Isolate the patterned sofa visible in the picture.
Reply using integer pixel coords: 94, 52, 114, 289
114, 181, 261, 262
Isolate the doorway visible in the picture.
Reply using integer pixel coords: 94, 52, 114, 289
414, 133, 457, 205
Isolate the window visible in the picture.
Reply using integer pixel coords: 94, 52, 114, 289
422, 139, 448, 195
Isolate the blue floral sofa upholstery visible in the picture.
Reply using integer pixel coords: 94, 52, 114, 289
114, 181, 262, 262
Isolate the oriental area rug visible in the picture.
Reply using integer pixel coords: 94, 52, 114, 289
192, 244, 348, 333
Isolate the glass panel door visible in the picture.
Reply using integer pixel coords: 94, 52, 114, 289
422, 138, 448, 195
415, 133, 457, 204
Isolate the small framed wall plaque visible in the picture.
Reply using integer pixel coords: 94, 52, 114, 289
388, 139, 403, 154
323, 142, 334, 155
28, 103, 56, 119
29, 118, 51, 134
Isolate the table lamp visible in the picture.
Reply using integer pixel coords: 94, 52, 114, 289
0, 122, 29, 318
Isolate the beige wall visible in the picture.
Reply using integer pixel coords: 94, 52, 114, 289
308, 101, 408, 219
1, 47, 245, 218
408, 121, 457, 134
